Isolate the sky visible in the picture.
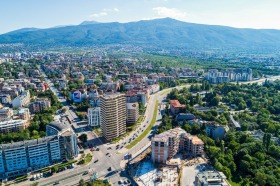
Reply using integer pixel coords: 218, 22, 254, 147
0, 0, 280, 34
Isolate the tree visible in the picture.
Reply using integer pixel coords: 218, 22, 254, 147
254, 172, 267, 186
79, 134, 88, 143
210, 96, 220, 107
79, 179, 86, 186
51, 166, 58, 173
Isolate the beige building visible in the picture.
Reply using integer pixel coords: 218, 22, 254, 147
29, 100, 51, 114
126, 102, 139, 126
0, 107, 13, 121
0, 119, 28, 134
152, 128, 204, 163
18, 108, 30, 120
100, 93, 126, 141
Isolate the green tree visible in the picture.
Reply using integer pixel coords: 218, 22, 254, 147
51, 166, 58, 173
79, 134, 88, 143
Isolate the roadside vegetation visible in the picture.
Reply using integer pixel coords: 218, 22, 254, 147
126, 101, 158, 149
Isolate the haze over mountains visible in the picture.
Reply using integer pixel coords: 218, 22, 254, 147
1, 18, 280, 51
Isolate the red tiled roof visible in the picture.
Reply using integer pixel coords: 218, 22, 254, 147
170, 100, 185, 108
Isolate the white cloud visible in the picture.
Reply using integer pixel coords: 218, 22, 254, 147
102, 8, 119, 12
152, 7, 187, 20
113, 8, 119, 12
90, 12, 108, 18
90, 8, 119, 18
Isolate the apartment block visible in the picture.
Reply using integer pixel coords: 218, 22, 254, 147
0, 136, 59, 178
12, 90, 30, 108
18, 108, 30, 120
29, 100, 51, 114
126, 102, 139, 126
100, 93, 126, 141
0, 121, 78, 179
0, 107, 13, 122
0, 120, 28, 134
205, 68, 252, 84
152, 128, 204, 163
87, 107, 100, 127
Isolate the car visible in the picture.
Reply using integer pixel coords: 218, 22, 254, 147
118, 180, 124, 184
108, 154, 112, 157
53, 182, 59, 185
83, 171, 88, 175
107, 147, 112, 150
106, 153, 110, 155
94, 160, 99, 163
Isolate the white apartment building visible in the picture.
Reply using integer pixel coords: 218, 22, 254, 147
88, 107, 100, 127
100, 93, 126, 141
12, 90, 30, 108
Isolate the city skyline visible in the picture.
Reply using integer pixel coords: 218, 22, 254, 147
1, 0, 280, 34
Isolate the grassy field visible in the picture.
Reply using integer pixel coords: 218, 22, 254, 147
125, 101, 159, 149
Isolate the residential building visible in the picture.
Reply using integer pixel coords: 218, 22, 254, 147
170, 100, 185, 115
29, 100, 51, 114
0, 136, 61, 178
87, 107, 100, 127
0, 107, 13, 121
195, 171, 230, 186
205, 68, 252, 84
175, 113, 195, 125
18, 108, 30, 120
126, 102, 139, 126
46, 121, 78, 160
206, 123, 229, 140
100, 93, 126, 141
11, 90, 30, 108
151, 128, 204, 163
0, 120, 28, 134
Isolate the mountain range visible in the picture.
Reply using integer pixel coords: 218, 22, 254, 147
1, 18, 280, 50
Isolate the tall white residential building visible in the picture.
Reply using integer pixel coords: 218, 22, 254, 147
12, 90, 30, 108
88, 107, 100, 127
100, 93, 126, 141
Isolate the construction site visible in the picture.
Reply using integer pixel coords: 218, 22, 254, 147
134, 161, 179, 186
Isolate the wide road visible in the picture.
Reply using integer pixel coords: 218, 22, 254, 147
23, 67, 189, 186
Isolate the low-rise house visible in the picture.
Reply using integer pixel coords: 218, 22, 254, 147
170, 100, 185, 115
195, 171, 230, 186
206, 123, 229, 140
176, 113, 195, 125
